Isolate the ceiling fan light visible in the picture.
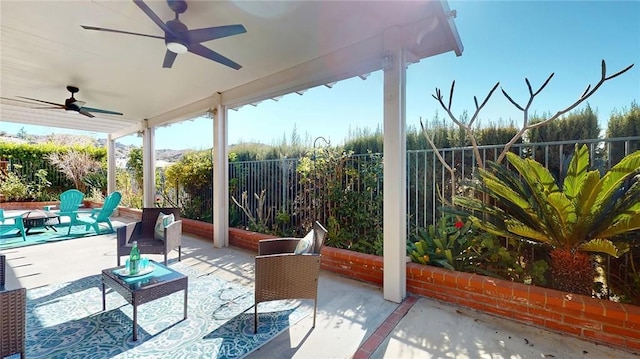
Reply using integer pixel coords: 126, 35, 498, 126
167, 42, 188, 54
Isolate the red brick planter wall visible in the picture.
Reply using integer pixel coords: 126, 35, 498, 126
0, 201, 58, 210
229, 227, 277, 252
320, 246, 384, 286
117, 207, 142, 220
226, 227, 639, 353
181, 218, 212, 239
406, 263, 640, 352
2, 200, 104, 211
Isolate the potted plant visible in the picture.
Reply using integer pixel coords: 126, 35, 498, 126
455, 144, 640, 295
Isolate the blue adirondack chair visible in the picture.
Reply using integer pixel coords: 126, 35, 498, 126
67, 191, 122, 235
47, 189, 85, 223
0, 209, 26, 242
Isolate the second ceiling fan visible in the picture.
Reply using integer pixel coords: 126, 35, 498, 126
82, 0, 246, 69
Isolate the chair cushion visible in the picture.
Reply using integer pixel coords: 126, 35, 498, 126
294, 229, 314, 255
154, 212, 175, 241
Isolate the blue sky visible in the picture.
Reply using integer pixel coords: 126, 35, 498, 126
2, 1, 639, 150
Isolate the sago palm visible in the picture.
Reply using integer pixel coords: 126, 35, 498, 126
455, 144, 640, 294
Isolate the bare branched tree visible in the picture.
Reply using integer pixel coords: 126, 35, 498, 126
427, 60, 634, 169
419, 117, 457, 206
430, 81, 500, 169
421, 60, 633, 213
497, 60, 634, 163
47, 150, 101, 193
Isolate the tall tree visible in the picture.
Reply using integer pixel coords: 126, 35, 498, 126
527, 104, 600, 143
607, 102, 640, 164
126, 147, 144, 189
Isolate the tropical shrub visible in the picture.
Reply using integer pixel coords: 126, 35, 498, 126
407, 215, 547, 283
0, 165, 52, 201
407, 216, 477, 271
126, 147, 144, 188
163, 150, 213, 220
0, 167, 29, 201
29, 169, 52, 201
455, 144, 640, 295
296, 148, 384, 255
83, 168, 107, 196
115, 169, 142, 209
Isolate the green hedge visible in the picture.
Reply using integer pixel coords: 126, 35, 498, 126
0, 142, 106, 193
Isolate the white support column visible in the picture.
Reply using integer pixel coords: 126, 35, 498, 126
213, 103, 229, 248
142, 125, 156, 208
382, 26, 407, 303
106, 134, 116, 194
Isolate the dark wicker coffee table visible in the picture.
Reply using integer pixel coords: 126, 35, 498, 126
101, 261, 188, 341
21, 210, 60, 234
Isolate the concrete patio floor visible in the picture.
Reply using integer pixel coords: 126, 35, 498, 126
1, 216, 637, 359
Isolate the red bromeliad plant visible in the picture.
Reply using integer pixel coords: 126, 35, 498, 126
455, 144, 640, 295
408, 215, 479, 272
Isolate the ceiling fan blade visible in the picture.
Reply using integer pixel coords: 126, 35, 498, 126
133, 0, 175, 36
81, 25, 164, 40
16, 96, 65, 108
189, 43, 241, 70
188, 24, 247, 43
78, 109, 95, 118
2, 97, 55, 106
33, 106, 64, 110
163, 50, 178, 68
82, 107, 123, 116
71, 100, 86, 108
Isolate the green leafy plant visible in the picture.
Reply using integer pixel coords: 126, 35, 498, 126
529, 260, 549, 286
294, 147, 384, 253
0, 142, 106, 192
85, 187, 105, 203
476, 234, 521, 279
29, 169, 52, 201
0, 167, 29, 201
115, 169, 142, 209
83, 168, 107, 196
164, 150, 213, 219
0, 165, 52, 201
272, 210, 295, 236
455, 144, 640, 294
408, 216, 477, 271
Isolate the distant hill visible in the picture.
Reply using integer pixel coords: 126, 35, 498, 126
0, 133, 190, 167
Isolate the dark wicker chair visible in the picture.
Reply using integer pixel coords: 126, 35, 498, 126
254, 221, 328, 333
0, 254, 5, 290
116, 207, 182, 266
1, 254, 27, 359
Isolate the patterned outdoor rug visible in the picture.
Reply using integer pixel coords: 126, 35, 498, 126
0, 221, 123, 250
20, 263, 310, 358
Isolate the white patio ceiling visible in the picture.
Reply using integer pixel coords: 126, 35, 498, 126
0, 0, 462, 138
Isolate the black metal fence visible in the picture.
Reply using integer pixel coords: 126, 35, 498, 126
171, 137, 637, 234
